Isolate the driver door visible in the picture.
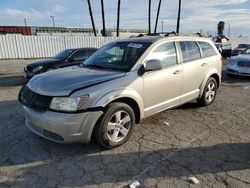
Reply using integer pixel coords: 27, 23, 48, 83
143, 42, 183, 117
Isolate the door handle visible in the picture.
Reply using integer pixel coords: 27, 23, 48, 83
202, 63, 208, 66
173, 70, 182, 75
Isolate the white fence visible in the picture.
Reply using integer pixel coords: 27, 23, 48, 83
0, 35, 126, 59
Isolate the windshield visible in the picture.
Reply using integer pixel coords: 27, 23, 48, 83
83, 41, 151, 72
54, 50, 74, 60
242, 48, 250, 54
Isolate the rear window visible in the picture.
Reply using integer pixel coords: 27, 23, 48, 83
238, 44, 249, 48
179, 41, 201, 62
198, 41, 217, 58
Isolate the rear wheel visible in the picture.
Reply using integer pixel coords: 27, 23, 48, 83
197, 77, 217, 106
94, 102, 135, 149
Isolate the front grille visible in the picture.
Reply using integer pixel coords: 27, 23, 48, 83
237, 61, 250, 67
18, 85, 53, 112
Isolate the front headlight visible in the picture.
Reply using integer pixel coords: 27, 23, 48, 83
228, 59, 237, 66
50, 95, 89, 112
32, 66, 43, 72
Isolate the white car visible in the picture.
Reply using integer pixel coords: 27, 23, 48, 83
227, 48, 250, 76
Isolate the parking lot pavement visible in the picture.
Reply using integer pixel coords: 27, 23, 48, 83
0, 59, 43, 75
0, 67, 249, 188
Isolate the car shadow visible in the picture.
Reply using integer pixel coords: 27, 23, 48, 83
0, 75, 27, 87
0, 100, 249, 187
221, 66, 250, 84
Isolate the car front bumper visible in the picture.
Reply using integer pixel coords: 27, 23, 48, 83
24, 67, 35, 79
227, 68, 250, 77
23, 106, 103, 143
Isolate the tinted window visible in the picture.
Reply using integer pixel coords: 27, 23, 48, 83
147, 42, 177, 68
54, 49, 73, 60
179, 41, 201, 62
86, 49, 97, 56
238, 44, 249, 48
198, 41, 217, 57
71, 50, 86, 60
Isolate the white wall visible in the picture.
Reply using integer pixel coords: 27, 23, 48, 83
0, 35, 126, 59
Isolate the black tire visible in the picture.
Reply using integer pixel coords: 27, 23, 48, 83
197, 77, 218, 106
94, 102, 135, 149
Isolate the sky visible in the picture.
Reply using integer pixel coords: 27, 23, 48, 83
0, 0, 250, 36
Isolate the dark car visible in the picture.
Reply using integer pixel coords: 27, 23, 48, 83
24, 48, 98, 79
231, 44, 250, 56
215, 43, 232, 58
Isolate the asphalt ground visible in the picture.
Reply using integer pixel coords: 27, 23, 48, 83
0, 63, 249, 188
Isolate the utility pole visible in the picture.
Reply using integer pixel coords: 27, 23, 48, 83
116, 0, 121, 37
154, 0, 162, 34
50, 16, 55, 27
87, 0, 97, 36
148, 0, 151, 34
228, 24, 231, 38
24, 18, 27, 26
161, 20, 164, 34
100, 0, 106, 36
176, 0, 182, 33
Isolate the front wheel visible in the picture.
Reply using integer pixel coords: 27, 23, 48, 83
197, 77, 218, 106
94, 102, 135, 149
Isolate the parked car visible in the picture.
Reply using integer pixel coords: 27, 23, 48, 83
19, 35, 222, 148
215, 43, 232, 58
24, 48, 97, 78
227, 48, 250, 76
231, 44, 250, 56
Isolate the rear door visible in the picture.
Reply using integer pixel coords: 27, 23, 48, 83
143, 41, 183, 117
179, 41, 209, 103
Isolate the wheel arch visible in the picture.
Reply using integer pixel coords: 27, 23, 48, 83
93, 88, 144, 124
199, 70, 221, 97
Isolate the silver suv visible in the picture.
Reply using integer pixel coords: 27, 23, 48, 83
19, 35, 222, 148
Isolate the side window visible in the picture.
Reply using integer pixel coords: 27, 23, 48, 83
147, 42, 177, 68
70, 50, 86, 60
179, 41, 201, 62
198, 41, 217, 57
86, 49, 96, 57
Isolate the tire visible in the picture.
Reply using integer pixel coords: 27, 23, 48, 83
94, 102, 135, 149
197, 77, 218, 106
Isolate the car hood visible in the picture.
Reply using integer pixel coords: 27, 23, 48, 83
231, 54, 250, 61
28, 59, 61, 68
28, 66, 126, 96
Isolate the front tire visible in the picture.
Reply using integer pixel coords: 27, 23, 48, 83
94, 102, 135, 149
197, 77, 217, 106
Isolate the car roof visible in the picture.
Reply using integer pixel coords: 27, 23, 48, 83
67, 47, 98, 51
116, 35, 213, 44
116, 36, 163, 43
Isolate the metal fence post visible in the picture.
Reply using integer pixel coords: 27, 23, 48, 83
14, 35, 20, 59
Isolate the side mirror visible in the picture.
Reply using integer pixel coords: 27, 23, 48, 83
138, 59, 163, 76
145, 59, 163, 71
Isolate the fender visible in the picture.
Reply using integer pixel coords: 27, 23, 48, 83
199, 68, 220, 97
93, 87, 145, 119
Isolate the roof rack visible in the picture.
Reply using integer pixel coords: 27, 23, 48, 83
136, 32, 205, 38
137, 31, 177, 38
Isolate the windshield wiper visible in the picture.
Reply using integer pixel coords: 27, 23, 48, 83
83, 64, 107, 69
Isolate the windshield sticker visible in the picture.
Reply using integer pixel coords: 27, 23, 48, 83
128, 43, 143, 48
